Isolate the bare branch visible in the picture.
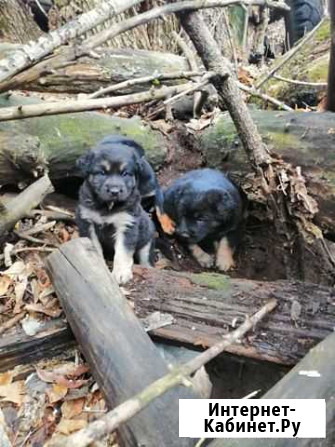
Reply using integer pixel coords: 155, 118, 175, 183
47, 299, 277, 447
88, 70, 204, 99
84, 0, 290, 50
256, 18, 326, 89
0, 83, 194, 122
273, 75, 327, 88
238, 82, 294, 111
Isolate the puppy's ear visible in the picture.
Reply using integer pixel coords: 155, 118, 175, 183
76, 150, 95, 177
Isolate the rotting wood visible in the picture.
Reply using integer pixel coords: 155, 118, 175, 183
46, 237, 196, 447
46, 298, 277, 447
0, 0, 145, 84
0, 45, 190, 95
0, 174, 54, 241
1, 266, 334, 371
0, 94, 334, 239
209, 332, 335, 447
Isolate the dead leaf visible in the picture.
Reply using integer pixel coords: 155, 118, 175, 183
56, 418, 87, 434
13, 281, 27, 314
0, 381, 25, 405
61, 398, 85, 419
0, 275, 12, 296
47, 383, 68, 404
25, 303, 62, 318
0, 371, 13, 386
36, 365, 89, 389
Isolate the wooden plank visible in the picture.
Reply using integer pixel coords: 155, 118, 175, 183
46, 238, 196, 447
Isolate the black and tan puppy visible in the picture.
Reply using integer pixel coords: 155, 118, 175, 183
162, 169, 243, 271
75, 135, 157, 284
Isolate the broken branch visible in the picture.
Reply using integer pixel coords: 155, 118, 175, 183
238, 82, 294, 111
0, 84, 193, 122
84, 0, 290, 50
256, 18, 326, 89
88, 70, 203, 99
0, 0, 145, 84
0, 175, 54, 238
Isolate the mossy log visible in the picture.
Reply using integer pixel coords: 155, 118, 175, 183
0, 93, 334, 236
0, 93, 167, 184
200, 109, 335, 237
0, 45, 189, 94
265, 19, 330, 107
209, 332, 335, 447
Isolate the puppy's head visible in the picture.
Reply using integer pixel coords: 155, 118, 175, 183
166, 189, 229, 244
77, 142, 144, 205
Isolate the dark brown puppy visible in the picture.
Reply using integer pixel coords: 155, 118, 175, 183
75, 136, 158, 284
162, 169, 243, 271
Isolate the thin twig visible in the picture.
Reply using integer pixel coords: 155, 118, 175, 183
273, 75, 327, 88
256, 17, 326, 89
84, 0, 290, 50
238, 81, 293, 110
223, 10, 238, 75
172, 30, 206, 117
14, 231, 59, 247
164, 73, 214, 105
47, 299, 277, 447
20, 220, 57, 237
0, 311, 27, 335
88, 70, 203, 99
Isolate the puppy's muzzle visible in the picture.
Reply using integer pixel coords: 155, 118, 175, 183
103, 182, 125, 200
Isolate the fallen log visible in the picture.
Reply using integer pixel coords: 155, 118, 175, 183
0, 45, 190, 94
0, 93, 334, 237
46, 238, 196, 447
209, 331, 335, 447
0, 174, 54, 240
0, 93, 167, 184
1, 265, 334, 371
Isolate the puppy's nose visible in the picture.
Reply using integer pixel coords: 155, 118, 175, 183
107, 185, 122, 196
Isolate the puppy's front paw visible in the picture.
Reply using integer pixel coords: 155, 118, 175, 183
112, 265, 133, 285
190, 245, 215, 268
216, 237, 236, 272
156, 208, 176, 235
216, 256, 236, 272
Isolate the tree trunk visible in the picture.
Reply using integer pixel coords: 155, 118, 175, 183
0, 0, 42, 43
209, 332, 335, 447
0, 44, 189, 94
46, 238, 196, 447
327, 0, 335, 111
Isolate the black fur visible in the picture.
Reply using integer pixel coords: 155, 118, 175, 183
163, 169, 243, 269
75, 136, 156, 283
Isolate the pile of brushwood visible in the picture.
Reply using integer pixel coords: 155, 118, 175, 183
0, 1, 334, 446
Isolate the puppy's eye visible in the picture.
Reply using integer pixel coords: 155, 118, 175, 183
98, 170, 106, 176
121, 171, 130, 177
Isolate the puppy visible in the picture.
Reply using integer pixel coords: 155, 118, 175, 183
75, 135, 156, 285
162, 169, 243, 271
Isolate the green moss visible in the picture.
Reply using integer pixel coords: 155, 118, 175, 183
0, 94, 167, 171
187, 272, 231, 291
315, 19, 330, 43
265, 131, 302, 151
305, 55, 329, 82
